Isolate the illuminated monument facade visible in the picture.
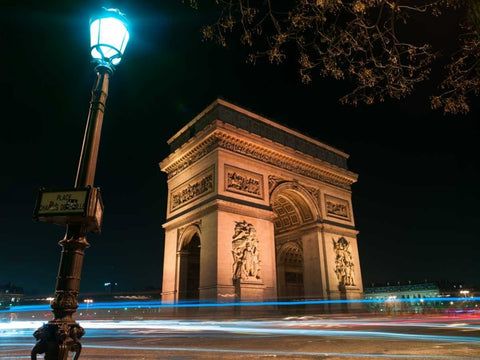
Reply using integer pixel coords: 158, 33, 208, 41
159, 99, 363, 310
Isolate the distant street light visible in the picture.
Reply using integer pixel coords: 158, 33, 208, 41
31, 8, 129, 360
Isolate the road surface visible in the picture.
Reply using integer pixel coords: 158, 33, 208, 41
1, 314, 479, 359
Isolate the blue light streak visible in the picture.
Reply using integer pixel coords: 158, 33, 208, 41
2, 317, 479, 359
2, 296, 479, 313
0, 342, 477, 359
2, 319, 480, 343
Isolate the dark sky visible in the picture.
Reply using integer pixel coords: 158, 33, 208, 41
2, 1, 479, 295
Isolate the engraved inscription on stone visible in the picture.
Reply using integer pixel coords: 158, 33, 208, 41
333, 237, 355, 287
232, 220, 261, 281
225, 164, 264, 199
325, 195, 351, 220
170, 167, 214, 211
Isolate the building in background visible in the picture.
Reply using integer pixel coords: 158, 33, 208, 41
0, 283, 24, 310
363, 281, 479, 314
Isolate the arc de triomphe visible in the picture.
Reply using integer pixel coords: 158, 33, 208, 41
159, 99, 363, 311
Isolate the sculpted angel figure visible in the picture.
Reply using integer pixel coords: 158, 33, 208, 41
333, 237, 355, 287
232, 220, 261, 280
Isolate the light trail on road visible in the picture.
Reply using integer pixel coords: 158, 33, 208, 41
0, 342, 478, 360
2, 316, 480, 359
2, 296, 480, 313
2, 317, 480, 343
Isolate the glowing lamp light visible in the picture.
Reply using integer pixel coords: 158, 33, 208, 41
90, 8, 129, 66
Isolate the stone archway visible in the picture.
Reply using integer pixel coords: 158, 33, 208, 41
276, 241, 304, 299
270, 181, 327, 301
160, 99, 364, 312
178, 232, 200, 301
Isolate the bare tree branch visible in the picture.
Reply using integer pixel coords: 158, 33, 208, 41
186, 0, 480, 114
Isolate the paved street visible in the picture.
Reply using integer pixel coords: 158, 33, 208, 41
1, 314, 480, 359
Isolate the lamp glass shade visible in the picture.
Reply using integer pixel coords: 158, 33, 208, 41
90, 9, 129, 66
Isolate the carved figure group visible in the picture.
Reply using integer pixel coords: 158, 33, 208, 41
171, 174, 213, 209
326, 200, 349, 219
227, 171, 261, 195
333, 237, 355, 287
232, 220, 261, 280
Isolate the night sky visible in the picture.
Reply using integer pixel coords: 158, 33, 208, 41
2, 1, 479, 295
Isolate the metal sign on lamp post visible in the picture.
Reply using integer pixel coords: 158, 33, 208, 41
31, 8, 129, 360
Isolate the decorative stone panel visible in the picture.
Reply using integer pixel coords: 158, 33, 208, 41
325, 194, 351, 221
224, 164, 264, 199
170, 166, 214, 212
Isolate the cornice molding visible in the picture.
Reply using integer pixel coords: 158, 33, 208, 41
161, 130, 357, 190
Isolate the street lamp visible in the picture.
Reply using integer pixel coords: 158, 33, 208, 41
32, 8, 129, 360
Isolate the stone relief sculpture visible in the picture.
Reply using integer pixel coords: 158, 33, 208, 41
333, 237, 355, 287
171, 174, 213, 209
325, 195, 351, 220
232, 220, 261, 281
225, 165, 263, 198
170, 167, 214, 211
268, 175, 286, 194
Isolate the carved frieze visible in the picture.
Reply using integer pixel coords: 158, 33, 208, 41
225, 164, 264, 199
218, 134, 352, 189
170, 166, 214, 212
164, 136, 219, 179
232, 220, 261, 281
164, 131, 355, 190
325, 195, 351, 221
333, 237, 356, 287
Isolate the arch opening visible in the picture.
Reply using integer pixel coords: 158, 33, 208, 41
277, 242, 304, 300
272, 186, 317, 301
178, 233, 200, 301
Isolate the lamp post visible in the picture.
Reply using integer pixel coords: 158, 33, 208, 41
31, 8, 129, 360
